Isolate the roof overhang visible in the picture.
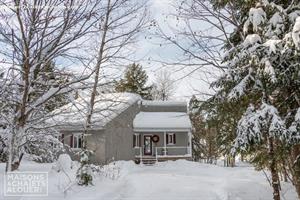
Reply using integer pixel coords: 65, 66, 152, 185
54, 124, 105, 132
133, 112, 192, 131
134, 128, 191, 132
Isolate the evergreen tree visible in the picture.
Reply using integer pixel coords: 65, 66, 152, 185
115, 63, 153, 100
212, 1, 300, 199
31, 61, 71, 112
189, 96, 219, 164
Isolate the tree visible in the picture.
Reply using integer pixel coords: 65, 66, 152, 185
115, 63, 153, 100
152, 0, 242, 99
189, 96, 219, 163
152, 70, 175, 101
213, 1, 300, 199
0, 0, 102, 171
78, 0, 148, 186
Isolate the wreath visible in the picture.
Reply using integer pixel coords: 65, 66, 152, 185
151, 135, 159, 143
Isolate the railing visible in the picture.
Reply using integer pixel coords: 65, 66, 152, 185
135, 146, 191, 161
155, 146, 190, 157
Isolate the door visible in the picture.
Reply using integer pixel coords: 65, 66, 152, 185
144, 135, 152, 155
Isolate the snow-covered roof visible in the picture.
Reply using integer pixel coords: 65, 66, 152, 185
50, 93, 141, 129
133, 112, 192, 130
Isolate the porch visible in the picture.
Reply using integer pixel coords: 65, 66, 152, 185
133, 110, 193, 163
133, 131, 192, 163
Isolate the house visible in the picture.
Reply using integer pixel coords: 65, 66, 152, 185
51, 93, 192, 164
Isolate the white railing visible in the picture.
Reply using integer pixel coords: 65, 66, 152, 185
155, 146, 190, 157
135, 146, 191, 160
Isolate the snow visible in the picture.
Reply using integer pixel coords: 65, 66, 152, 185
296, 108, 300, 121
292, 17, 300, 49
289, 10, 300, 23
52, 154, 74, 173
248, 7, 266, 32
243, 34, 261, 47
264, 59, 276, 82
269, 12, 283, 27
49, 93, 141, 128
235, 103, 289, 150
0, 159, 297, 200
263, 39, 281, 54
227, 72, 252, 99
133, 112, 192, 130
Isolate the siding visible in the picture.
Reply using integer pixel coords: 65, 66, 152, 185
104, 102, 140, 163
141, 104, 187, 112
60, 129, 105, 163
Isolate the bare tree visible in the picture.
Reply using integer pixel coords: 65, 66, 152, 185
74, 1, 148, 184
152, 0, 243, 98
0, 0, 103, 171
152, 69, 175, 101
84, 0, 148, 132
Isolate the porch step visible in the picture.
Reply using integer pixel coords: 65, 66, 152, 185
141, 158, 157, 165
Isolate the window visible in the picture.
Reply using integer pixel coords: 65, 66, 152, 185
71, 133, 83, 149
133, 134, 141, 147
166, 133, 176, 145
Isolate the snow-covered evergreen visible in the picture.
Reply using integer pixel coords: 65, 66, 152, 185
215, 1, 300, 199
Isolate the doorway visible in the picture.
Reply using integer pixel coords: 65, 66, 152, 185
144, 135, 152, 156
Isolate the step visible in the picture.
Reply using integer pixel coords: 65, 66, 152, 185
141, 158, 157, 165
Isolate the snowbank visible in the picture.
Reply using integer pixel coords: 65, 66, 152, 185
0, 159, 297, 200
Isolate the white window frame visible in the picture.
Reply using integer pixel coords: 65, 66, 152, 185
167, 133, 175, 145
72, 133, 83, 149
133, 133, 140, 148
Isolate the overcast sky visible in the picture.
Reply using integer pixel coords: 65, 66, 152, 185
133, 0, 218, 101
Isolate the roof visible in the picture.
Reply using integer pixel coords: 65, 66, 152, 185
50, 92, 141, 129
133, 112, 192, 130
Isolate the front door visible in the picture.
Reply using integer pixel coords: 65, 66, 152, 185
144, 135, 152, 155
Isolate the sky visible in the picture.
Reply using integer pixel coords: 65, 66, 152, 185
135, 0, 219, 101
0, 0, 219, 102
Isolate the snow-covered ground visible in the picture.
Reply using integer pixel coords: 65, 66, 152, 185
0, 159, 298, 200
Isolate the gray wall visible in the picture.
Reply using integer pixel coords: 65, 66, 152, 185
59, 129, 105, 163
141, 103, 187, 112
104, 102, 140, 163
86, 130, 106, 164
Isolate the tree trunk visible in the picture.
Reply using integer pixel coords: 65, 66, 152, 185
268, 137, 281, 200
291, 144, 300, 199
6, 128, 22, 172
84, 0, 111, 149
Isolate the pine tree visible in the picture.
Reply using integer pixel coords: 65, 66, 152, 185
31, 61, 71, 112
189, 96, 219, 164
213, 1, 300, 199
115, 63, 153, 100
76, 149, 94, 186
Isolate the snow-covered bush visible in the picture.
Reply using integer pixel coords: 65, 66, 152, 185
76, 149, 94, 186
25, 133, 64, 163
